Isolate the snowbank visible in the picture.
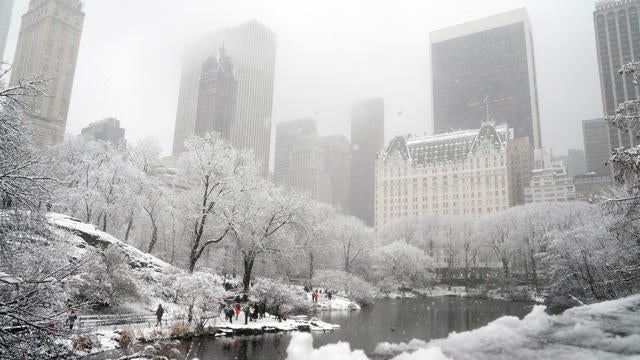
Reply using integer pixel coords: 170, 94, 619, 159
315, 295, 361, 311
287, 294, 640, 360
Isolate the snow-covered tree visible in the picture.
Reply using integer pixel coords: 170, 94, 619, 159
371, 240, 434, 293
320, 215, 373, 274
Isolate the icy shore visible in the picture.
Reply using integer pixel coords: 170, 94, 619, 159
286, 294, 640, 360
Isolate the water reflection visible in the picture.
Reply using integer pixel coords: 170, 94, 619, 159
185, 297, 532, 359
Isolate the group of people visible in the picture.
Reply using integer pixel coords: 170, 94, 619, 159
307, 288, 332, 303
223, 300, 267, 325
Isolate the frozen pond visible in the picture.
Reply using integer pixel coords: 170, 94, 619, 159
183, 296, 533, 359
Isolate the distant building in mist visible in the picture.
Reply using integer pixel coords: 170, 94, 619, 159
0, 0, 13, 61
173, 20, 276, 176
320, 135, 351, 213
274, 118, 316, 186
430, 8, 541, 149
286, 131, 332, 204
80, 118, 125, 145
9, 0, 85, 148
582, 118, 611, 175
194, 47, 237, 140
594, 1, 640, 158
351, 98, 384, 226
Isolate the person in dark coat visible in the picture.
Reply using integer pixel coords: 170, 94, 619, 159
66, 309, 78, 330
155, 305, 164, 326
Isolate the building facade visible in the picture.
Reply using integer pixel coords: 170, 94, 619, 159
320, 135, 351, 213
430, 8, 541, 149
274, 118, 316, 186
375, 122, 513, 232
524, 150, 576, 203
0, 0, 13, 61
574, 173, 613, 201
582, 118, 612, 175
172, 20, 276, 176
286, 133, 332, 204
507, 136, 533, 206
80, 118, 125, 144
594, 0, 640, 153
351, 98, 384, 226
194, 47, 237, 140
9, 0, 84, 147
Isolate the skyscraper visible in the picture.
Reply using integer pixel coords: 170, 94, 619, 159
0, 0, 13, 61
582, 118, 611, 175
351, 98, 384, 226
194, 47, 237, 140
594, 0, 640, 151
430, 8, 541, 149
173, 20, 276, 176
9, 0, 84, 148
274, 118, 316, 185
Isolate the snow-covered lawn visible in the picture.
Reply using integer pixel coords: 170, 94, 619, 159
286, 294, 640, 360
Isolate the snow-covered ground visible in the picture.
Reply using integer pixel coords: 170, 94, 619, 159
312, 293, 361, 311
286, 294, 640, 360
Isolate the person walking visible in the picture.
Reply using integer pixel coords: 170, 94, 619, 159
226, 306, 234, 324
155, 304, 164, 326
234, 304, 241, 321
65, 309, 78, 330
243, 304, 250, 325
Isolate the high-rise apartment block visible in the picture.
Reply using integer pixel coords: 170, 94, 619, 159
320, 135, 351, 213
80, 118, 125, 145
0, 0, 13, 61
286, 132, 332, 204
173, 20, 276, 176
430, 8, 541, 149
375, 122, 513, 232
594, 0, 640, 152
9, 0, 84, 147
194, 47, 237, 140
524, 148, 576, 203
351, 98, 384, 226
582, 118, 611, 175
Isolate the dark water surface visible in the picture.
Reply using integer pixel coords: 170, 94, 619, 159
183, 297, 533, 360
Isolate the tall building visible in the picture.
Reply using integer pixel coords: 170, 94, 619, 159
582, 118, 611, 175
430, 8, 541, 149
351, 98, 384, 226
507, 137, 533, 206
173, 20, 276, 176
0, 0, 13, 61
574, 173, 613, 201
274, 118, 316, 185
9, 0, 85, 148
594, 0, 640, 152
375, 122, 513, 232
320, 135, 351, 213
525, 148, 575, 203
194, 47, 237, 140
80, 118, 125, 145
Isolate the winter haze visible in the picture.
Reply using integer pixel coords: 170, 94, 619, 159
4, 0, 601, 163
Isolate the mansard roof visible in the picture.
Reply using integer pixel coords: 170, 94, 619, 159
380, 122, 509, 165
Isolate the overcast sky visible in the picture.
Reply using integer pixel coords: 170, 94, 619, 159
5, 0, 602, 162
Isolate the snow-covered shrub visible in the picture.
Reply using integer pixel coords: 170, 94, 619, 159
249, 277, 310, 315
72, 334, 101, 352
118, 328, 135, 352
313, 270, 376, 306
170, 320, 190, 338
371, 240, 435, 291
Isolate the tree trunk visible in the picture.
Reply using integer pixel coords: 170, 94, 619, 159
124, 210, 134, 242
242, 254, 255, 293
308, 252, 314, 280
147, 218, 158, 253
501, 257, 510, 279
102, 213, 108, 232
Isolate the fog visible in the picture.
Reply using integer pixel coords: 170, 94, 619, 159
4, 0, 602, 163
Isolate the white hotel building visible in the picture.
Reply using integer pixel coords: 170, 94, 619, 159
374, 122, 516, 232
